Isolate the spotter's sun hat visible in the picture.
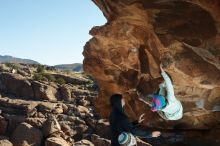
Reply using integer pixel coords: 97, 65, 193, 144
118, 132, 137, 146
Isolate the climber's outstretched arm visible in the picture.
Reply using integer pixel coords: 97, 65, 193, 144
160, 65, 176, 102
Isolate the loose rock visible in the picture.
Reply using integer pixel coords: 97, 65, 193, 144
11, 122, 43, 146
45, 137, 69, 146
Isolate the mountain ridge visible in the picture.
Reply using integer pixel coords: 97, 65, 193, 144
0, 55, 82, 72
0, 55, 39, 64
54, 63, 83, 72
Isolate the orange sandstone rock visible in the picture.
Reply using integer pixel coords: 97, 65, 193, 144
83, 0, 220, 129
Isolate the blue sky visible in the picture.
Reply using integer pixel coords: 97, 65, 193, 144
0, 0, 106, 65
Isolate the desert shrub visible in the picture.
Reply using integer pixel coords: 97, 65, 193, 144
33, 73, 46, 81
36, 65, 45, 73
5, 63, 20, 70
56, 78, 66, 85
44, 74, 56, 82
63, 70, 71, 74
33, 73, 56, 83
46, 66, 56, 71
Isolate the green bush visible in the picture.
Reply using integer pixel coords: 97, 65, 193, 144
56, 78, 66, 85
33, 71, 66, 85
63, 70, 71, 74
33, 73, 56, 83
36, 65, 45, 73
44, 74, 56, 82
33, 73, 45, 81
5, 63, 20, 70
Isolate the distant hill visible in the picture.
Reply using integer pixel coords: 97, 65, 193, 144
0, 55, 83, 72
54, 63, 83, 72
0, 55, 39, 64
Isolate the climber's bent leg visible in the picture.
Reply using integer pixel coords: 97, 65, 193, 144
137, 92, 153, 106
157, 111, 168, 120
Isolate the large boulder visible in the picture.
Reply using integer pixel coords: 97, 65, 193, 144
76, 105, 90, 115
4, 114, 26, 135
73, 124, 89, 141
60, 122, 76, 137
45, 137, 69, 146
42, 116, 61, 137
0, 116, 8, 135
91, 134, 111, 146
37, 102, 66, 115
32, 81, 60, 101
11, 122, 43, 146
83, 0, 220, 129
17, 69, 30, 77
0, 136, 13, 146
0, 64, 10, 72
25, 117, 47, 128
0, 73, 34, 99
37, 102, 58, 113
59, 84, 72, 101
74, 139, 94, 146
0, 97, 38, 116
93, 119, 111, 139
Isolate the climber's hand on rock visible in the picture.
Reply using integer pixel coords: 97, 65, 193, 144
152, 131, 161, 137
160, 64, 164, 72
138, 113, 145, 123
161, 53, 174, 69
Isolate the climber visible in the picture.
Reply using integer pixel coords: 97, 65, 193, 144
138, 64, 183, 120
109, 94, 161, 146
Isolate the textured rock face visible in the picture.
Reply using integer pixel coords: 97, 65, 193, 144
0, 116, 8, 135
0, 136, 13, 146
91, 134, 111, 146
0, 73, 34, 98
11, 122, 43, 146
74, 139, 94, 146
0, 63, 104, 146
0, 72, 93, 101
83, 0, 220, 129
45, 137, 69, 146
32, 81, 61, 101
